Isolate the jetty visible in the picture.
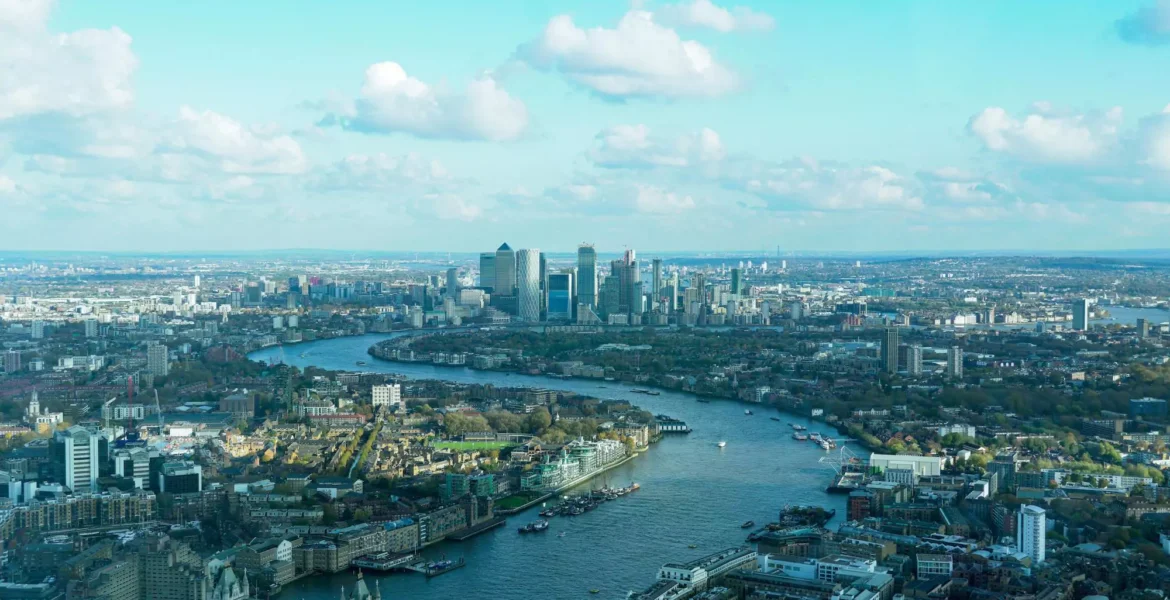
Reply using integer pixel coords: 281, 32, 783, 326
405, 557, 467, 578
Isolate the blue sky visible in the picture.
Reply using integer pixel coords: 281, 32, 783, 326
2, 0, 1170, 252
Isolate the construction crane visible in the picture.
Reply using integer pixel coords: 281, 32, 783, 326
154, 389, 164, 432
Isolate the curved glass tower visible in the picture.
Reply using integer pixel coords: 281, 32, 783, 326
516, 248, 541, 322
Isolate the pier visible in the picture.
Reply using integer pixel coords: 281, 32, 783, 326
404, 557, 467, 578
352, 552, 418, 572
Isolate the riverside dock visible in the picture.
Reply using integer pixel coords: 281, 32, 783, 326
352, 552, 417, 571
404, 557, 467, 578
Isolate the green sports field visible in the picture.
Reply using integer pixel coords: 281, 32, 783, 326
433, 440, 514, 451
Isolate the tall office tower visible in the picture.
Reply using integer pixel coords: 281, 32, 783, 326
546, 272, 575, 321
730, 268, 742, 295
446, 268, 459, 297
947, 346, 964, 379
147, 343, 169, 377
669, 271, 679, 311
479, 253, 496, 290
789, 301, 803, 321
495, 243, 516, 296
245, 283, 262, 306
1016, 505, 1046, 564
599, 274, 621, 318
516, 249, 541, 322
539, 252, 548, 315
1072, 298, 1090, 331
984, 306, 996, 326
84, 318, 98, 338
53, 426, 99, 492
881, 327, 899, 374
611, 249, 641, 316
651, 258, 663, 308
908, 344, 923, 376
3, 350, 20, 373
288, 276, 301, 293
1137, 318, 1150, 339
230, 290, 242, 309
193, 275, 201, 290
577, 244, 598, 309
31, 320, 45, 339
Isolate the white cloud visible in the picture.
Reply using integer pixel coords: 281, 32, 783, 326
0, 175, 16, 194
591, 124, 724, 168
311, 153, 452, 191
1116, 0, 1170, 45
1137, 105, 1170, 171
0, 0, 55, 31
0, 1, 137, 121
425, 194, 483, 221
333, 62, 528, 141
655, 0, 775, 33
519, 11, 738, 99
169, 106, 307, 175
739, 159, 924, 212
917, 167, 1012, 203
634, 184, 696, 213
967, 105, 1122, 164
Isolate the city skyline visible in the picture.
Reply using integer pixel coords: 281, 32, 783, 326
4, 0, 1170, 252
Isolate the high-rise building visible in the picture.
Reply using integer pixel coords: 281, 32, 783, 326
244, 284, 262, 306
479, 253, 496, 291
516, 249, 541, 322
789, 301, 803, 321
53, 426, 100, 492
147, 343, 169, 377
445, 268, 459, 297
908, 344, 923, 376
611, 249, 641, 317
3, 350, 20, 373
577, 244, 598, 309
1137, 318, 1150, 339
547, 272, 575, 321
881, 327, 899, 374
31, 320, 45, 339
947, 346, 964, 379
651, 258, 663, 309
372, 383, 402, 409
1016, 505, 1046, 564
1072, 298, 1090, 331
158, 461, 203, 494
669, 271, 679, 312
730, 268, 742, 295
84, 318, 99, 338
539, 252, 548, 315
495, 243, 516, 296
113, 447, 154, 488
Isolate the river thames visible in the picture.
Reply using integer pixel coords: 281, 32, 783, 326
249, 333, 851, 600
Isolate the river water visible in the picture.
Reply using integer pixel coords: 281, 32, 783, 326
249, 334, 851, 600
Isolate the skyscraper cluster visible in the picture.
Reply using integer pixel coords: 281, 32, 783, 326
470, 243, 775, 327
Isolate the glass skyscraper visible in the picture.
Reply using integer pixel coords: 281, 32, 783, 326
516, 248, 541, 322
495, 243, 516, 296
547, 272, 575, 321
577, 244, 597, 309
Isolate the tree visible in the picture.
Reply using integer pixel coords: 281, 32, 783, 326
527, 407, 552, 434
322, 503, 338, 525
